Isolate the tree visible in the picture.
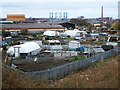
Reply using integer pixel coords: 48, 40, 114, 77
2, 30, 6, 37
20, 29, 28, 35
87, 25, 94, 32
111, 22, 120, 35
112, 22, 120, 30
70, 18, 91, 27
105, 23, 111, 28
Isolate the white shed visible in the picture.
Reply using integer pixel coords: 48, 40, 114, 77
47, 40, 63, 51
7, 42, 41, 58
43, 31, 60, 36
64, 29, 87, 38
69, 41, 81, 50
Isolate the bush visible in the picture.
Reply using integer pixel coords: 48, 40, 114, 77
70, 56, 85, 62
20, 29, 28, 35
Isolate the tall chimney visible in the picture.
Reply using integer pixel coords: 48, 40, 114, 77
49, 12, 51, 19
59, 12, 62, 19
66, 12, 67, 19
55, 12, 57, 19
63, 12, 65, 20
101, 6, 103, 21
51, 12, 53, 21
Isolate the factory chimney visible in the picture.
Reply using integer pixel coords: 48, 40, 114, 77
101, 6, 103, 22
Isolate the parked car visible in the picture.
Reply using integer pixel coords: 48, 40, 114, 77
106, 35, 120, 47
102, 35, 120, 51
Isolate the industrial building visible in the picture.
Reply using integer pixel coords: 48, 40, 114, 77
0, 23, 65, 33
49, 12, 68, 22
7, 14, 25, 22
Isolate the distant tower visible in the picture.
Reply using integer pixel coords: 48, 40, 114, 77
65, 12, 67, 19
49, 12, 51, 19
51, 12, 53, 19
119, 1, 120, 19
59, 12, 62, 19
51, 12, 53, 21
55, 12, 57, 19
101, 6, 103, 21
63, 12, 66, 21
100, 6, 104, 32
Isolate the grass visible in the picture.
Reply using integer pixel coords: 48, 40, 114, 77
48, 65, 54, 69
2, 66, 34, 88
2, 55, 119, 88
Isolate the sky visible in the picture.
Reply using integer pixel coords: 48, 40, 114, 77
0, 0, 119, 19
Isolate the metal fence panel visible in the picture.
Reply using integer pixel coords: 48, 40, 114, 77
24, 49, 117, 81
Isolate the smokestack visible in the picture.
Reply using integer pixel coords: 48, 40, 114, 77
118, 1, 120, 19
51, 12, 53, 21
66, 12, 67, 19
63, 12, 65, 20
59, 12, 62, 19
55, 12, 57, 19
51, 12, 53, 18
101, 6, 103, 20
49, 12, 51, 19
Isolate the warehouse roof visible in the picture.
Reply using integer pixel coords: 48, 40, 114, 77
0, 23, 64, 29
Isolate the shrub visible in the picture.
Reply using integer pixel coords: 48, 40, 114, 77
70, 56, 86, 62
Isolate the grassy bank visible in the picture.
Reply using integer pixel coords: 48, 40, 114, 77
2, 55, 119, 88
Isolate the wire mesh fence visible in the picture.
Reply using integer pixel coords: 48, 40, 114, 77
24, 49, 117, 80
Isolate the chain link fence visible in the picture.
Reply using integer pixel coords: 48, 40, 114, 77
24, 49, 117, 80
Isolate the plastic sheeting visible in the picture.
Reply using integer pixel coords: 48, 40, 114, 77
43, 31, 60, 36
7, 42, 41, 55
64, 29, 87, 37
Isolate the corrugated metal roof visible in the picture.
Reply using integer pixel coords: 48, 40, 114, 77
0, 23, 64, 29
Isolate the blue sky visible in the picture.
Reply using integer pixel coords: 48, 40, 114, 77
0, 0, 119, 19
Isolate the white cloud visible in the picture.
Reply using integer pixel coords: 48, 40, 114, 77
0, 0, 119, 2
0, 1, 118, 18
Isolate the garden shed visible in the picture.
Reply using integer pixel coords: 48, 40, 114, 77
48, 40, 63, 51
69, 41, 81, 50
